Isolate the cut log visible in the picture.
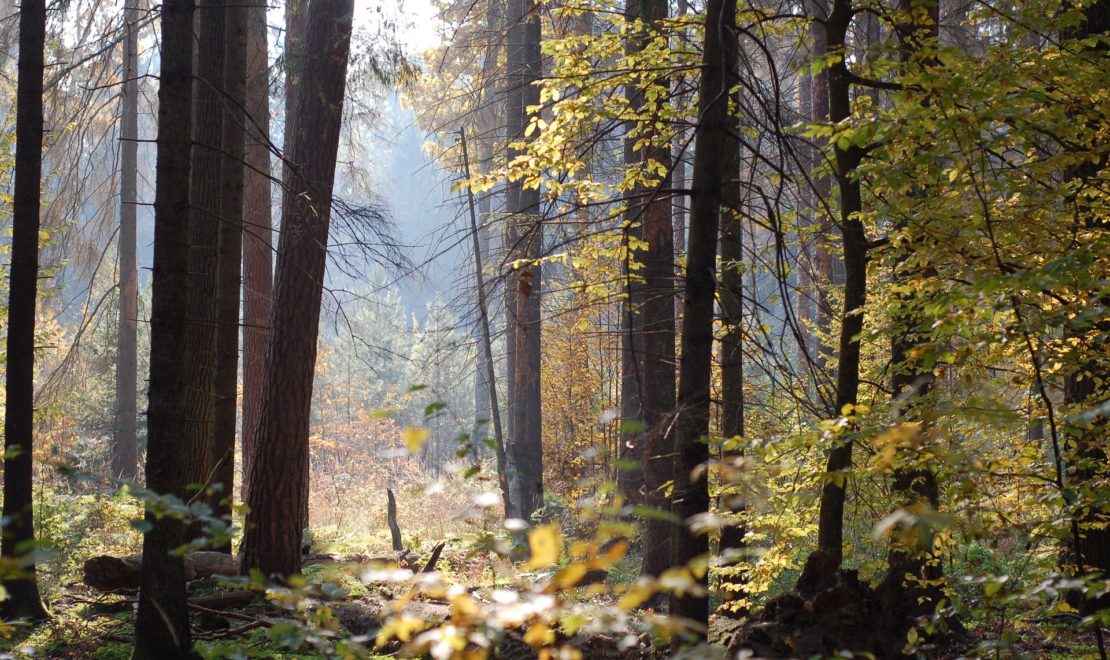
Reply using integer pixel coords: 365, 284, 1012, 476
83, 551, 240, 591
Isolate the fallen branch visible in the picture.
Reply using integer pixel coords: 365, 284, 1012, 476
193, 618, 269, 640
420, 542, 446, 573
188, 602, 260, 623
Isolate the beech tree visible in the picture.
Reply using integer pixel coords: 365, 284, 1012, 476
240, 0, 355, 578
797, 0, 870, 590
669, 0, 737, 638
0, 0, 49, 623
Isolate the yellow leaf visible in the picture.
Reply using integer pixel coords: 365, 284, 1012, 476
524, 621, 554, 647
402, 426, 430, 454
525, 524, 563, 569
548, 562, 588, 590
618, 582, 654, 611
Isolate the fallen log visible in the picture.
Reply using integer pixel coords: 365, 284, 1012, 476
83, 551, 240, 591
189, 590, 257, 610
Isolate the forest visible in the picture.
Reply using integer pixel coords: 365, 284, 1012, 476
0, 0, 1106, 657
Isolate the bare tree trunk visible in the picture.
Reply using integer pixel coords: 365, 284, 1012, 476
212, 0, 248, 548
0, 0, 49, 623
807, 0, 835, 408
717, 76, 745, 606
113, 0, 141, 483
798, 0, 869, 592
283, 0, 311, 533
240, 0, 273, 499
620, 0, 678, 580
133, 0, 196, 655
462, 128, 513, 517
182, 0, 226, 540
669, 0, 737, 639
506, 0, 544, 522
1061, 0, 1110, 614
239, 0, 354, 578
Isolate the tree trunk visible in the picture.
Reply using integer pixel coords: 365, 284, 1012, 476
506, 0, 544, 522
717, 75, 745, 606
240, 0, 274, 501
669, 0, 736, 639
462, 127, 513, 518
876, 0, 945, 618
1061, 0, 1110, 611
621, 0, 678, 580
182, 0, 226, 540
239, 0, 354, 579
0, 0, 49, 623
113, 0, 141, 483
283, 0, 311, 533
807, 0, 836, 408
133, 0, 196, 655
211, 0, 248, 548
798, 0, 869, 592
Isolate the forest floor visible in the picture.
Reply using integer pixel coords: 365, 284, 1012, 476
0, 489, 1103, 658
0, 541, 1104, 659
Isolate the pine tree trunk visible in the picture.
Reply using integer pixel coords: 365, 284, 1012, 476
669, 0, 736, 638
239, 0, 354, 578
133, 0, 196, 655
798, 0, 869, 591
113, 0, 141, 483
0, 0, 49, 623
283, 0, 311, 533
211, 0, 248, 548
622, 0, 678, 580
182, 0, 226, 539
240, 0, 273, 500
506, 0, 544, 522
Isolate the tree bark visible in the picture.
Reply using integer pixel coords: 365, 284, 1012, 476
283, 0, 311, 533
1061, 0, 1110, 612
506, 0, 544, 522
669, 0, 736, 638
0, 0, 49, 623
876, 0, 945, 618
807, 0, 836, 406
239, 0, 354, 579
182, 0, 226, 540
240, 0, 274, 501
717, 69, 745, 606
798, 0, 869, 592
133, 0, 196, 655
113, 0, 142, 483
621, 0, 678, 581
461, 127, 513, 517
210, 0, 248, 548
